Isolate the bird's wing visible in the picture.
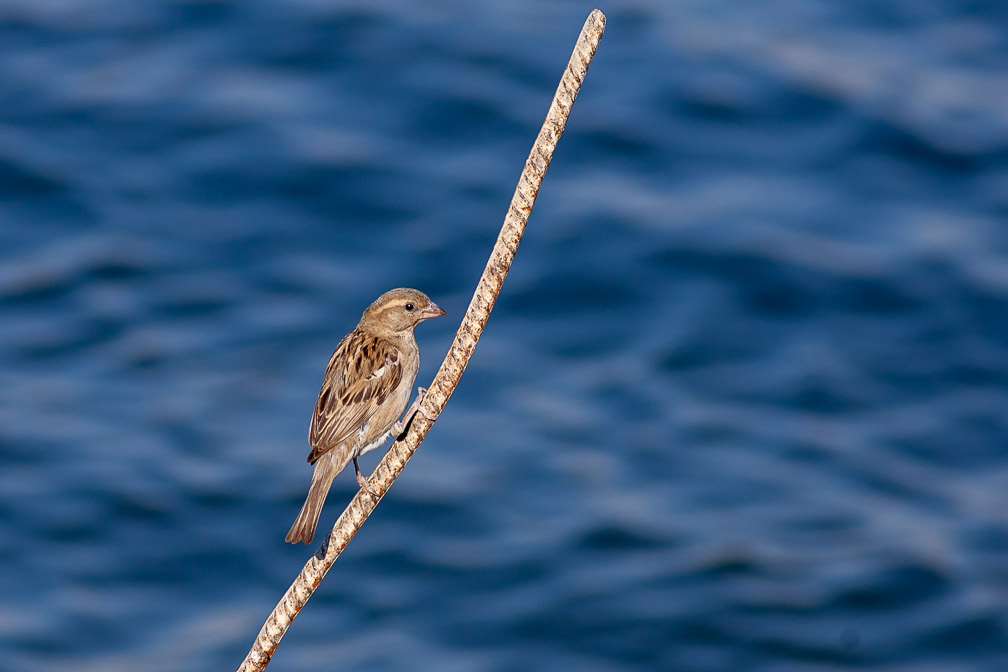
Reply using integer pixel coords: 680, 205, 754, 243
307, 329, 403, 464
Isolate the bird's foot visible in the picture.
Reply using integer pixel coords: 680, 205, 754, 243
414, 387, 437, 421
353, 457, 378, 496
392, 387, 435, 437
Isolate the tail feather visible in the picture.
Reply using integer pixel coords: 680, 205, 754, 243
286, 452, 344, 544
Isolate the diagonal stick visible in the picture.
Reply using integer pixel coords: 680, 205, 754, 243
237, 9, 606, 671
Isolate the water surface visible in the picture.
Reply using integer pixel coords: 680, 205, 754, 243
1, 1, 1007, 670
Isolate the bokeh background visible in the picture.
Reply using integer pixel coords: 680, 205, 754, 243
2, 1, 1008, 670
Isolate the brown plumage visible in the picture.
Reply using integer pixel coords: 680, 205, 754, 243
285, 288, 445, 544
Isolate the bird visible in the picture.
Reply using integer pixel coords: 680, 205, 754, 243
285, 287, 446, 544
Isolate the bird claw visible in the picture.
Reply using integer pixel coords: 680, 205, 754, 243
358, 475, 378, 497
414, 387, 437, 422
354, 457, 378, 496
393, 387, 436, 438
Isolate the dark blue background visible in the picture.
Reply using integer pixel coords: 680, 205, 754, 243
2, 1, 1007, 670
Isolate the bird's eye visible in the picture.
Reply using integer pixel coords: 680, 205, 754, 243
405, 303, 415, 312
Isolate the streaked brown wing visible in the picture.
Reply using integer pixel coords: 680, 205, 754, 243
307, 328, 403, 463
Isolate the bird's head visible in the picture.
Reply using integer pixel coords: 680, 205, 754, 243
361, 287, 446, 334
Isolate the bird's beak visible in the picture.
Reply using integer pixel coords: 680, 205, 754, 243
420, 302, 446, 319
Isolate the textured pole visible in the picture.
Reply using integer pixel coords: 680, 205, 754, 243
237, 9, 605, 671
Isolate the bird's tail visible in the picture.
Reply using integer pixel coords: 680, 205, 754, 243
285, 453, 342, 544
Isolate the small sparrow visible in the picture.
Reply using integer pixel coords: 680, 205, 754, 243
285, 288, 446, 544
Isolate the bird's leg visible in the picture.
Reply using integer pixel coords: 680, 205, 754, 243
353, 456, 378, 496
392, 387, 435, 438
353, 422, 377, 496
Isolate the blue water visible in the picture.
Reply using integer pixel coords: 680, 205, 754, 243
2, 1, 1007, 670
